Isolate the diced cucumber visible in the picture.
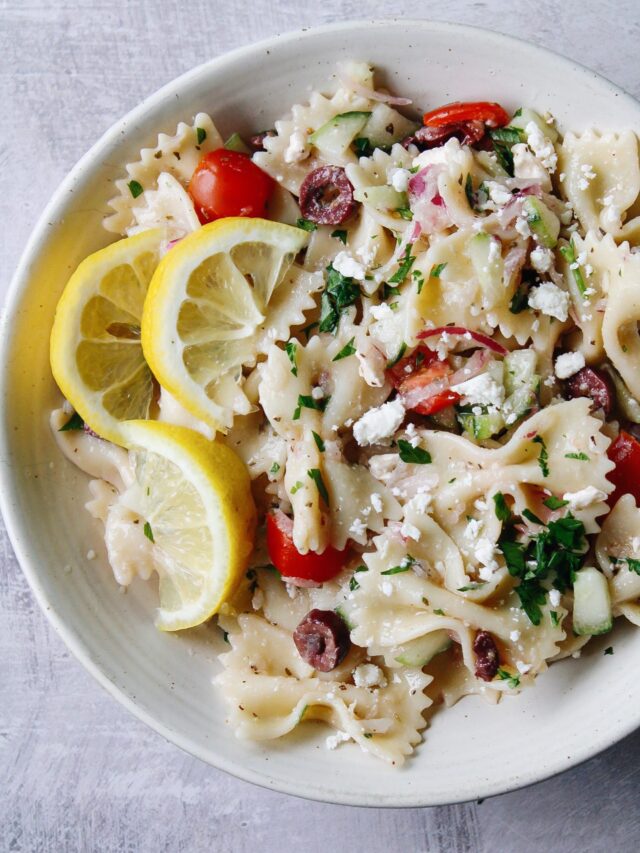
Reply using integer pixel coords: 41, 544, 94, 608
309, 111, 372, 159
475, 149, 509, 178
394, 631, 451, 667
503, 349, 539, 423
458, 409, 505, 440
354, 185, 407, 211
361, 102, 419, 150
224, 132, 251, 154
523, 197, 560, 248
573, 567, 613, 636
510, 107, 559, 143
467, 232, 503, 302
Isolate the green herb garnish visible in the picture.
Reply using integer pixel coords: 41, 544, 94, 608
319, 264, 361, 334
397, 440, 432, 464
543, 495, 569, 510
293, 394, 329, 420
559, 237, 587, 296
386, 342, 407, 368
311, 431, 325, 452
522, 508, 544, 525
307, 468, 329, 504
388, 243, 416, 284
457, 582, 487, 591
604, 646, 614, 655
493, 492, 511, 523
285, 340, 298, 376
196, 127, 207, 145
296, 217, 317, 232
127, 180, 144, 198
59, 412, 84, 432
496, 668, 521, 689
532, 435, 549, 477
430, 262, 447, 279
396, 207, 413, 220
349, 565, 368, 591
565, 452, 589, 461
331, 229, 348, 244
290, 481, 304, 494
332, 337, 356, 361
269, 462, 281, 475
143, 521, 154, 543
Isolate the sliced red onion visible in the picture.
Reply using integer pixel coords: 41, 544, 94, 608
408, 166, 451, 232
503, 244, 528, 287
417, 326, 508, 355
449, 348, 492, 385
400, 376, 450, 410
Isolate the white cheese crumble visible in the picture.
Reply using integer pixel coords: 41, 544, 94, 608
353, 663, 387, 689
485, 180, 512, 207
601, 195, 623, 231
527, 282, 570, 322
311, 386, 324, 400
451, 371, 505, 409
401, 521, 421, 541
390, 167, 411, 193
516, 661, 532, 675
524, 121, 558, 172
530, 245, 553, 274
349, 518, 367, 537
562, 486, 608, 511
554, 351, 585, 379
325, 730, 352, 750
549, 588, 561, 607
510, 630, 521, 642
284, 130, 310, 163
381, 581, 394, 597
332, 250, 366, 281
512, 143, 551, 188
353, 399, 405, 447
370, 492, 383, 513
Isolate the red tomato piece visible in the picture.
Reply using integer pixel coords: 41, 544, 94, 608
386, 345, 439, 388
395, 359, 461, 415
266, 512, 346, 583
607, 431, 640, 507
188, 149, 274, 223
422, 101, 510, 129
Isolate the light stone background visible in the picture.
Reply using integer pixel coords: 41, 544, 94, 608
2, 1, 640, 850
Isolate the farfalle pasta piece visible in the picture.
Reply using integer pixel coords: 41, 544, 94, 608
601, 242, 640, 399
216, 612, 431, 765
104, 112, 223, 235
558, 129, 640, 238
345, 144, 415, 234
125, 172, 200, 242
596, 494, 640, 621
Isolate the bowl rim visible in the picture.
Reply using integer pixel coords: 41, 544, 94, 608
2, 17, 640, 807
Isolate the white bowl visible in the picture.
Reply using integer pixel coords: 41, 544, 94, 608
2, 20, 640, 807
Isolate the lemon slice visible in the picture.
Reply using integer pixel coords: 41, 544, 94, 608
141, 217, 310, 431
50, 229, 164, 444
119, 419, 256, 631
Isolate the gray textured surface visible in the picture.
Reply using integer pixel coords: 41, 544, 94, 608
2, 1, 640, 850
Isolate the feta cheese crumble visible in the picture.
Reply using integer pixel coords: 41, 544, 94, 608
353, 399, 405, 446
524, 121, 558, 172
390, 167, 411, 193
332, 250, 366, 281
549, 588, 561, 607
451, 371, 505, 408
325, 730, 352, 750
562, 486, 608, 511
530, 245, 554, 274
353, 663, 387, 689
284, 130, 310, 163
527, 282, 570, 322
554, 351, 585, 379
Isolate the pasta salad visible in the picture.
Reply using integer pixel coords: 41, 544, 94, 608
49, 61, 640, 766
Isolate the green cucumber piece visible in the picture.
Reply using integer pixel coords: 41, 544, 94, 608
475, 149, 509, 178
309, 111, 371, 159
503, 349, 539, 423
361, 102, 419, 150
573, 567, 613, 636
394, 631, 451, 667
458, 409, 505, 440
224, 132, 251, 154
510, 107, 559, 143
354, 185, 407, 211
523, 197, 560, 248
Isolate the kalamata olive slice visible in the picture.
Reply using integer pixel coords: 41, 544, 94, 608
298, 166, 356, 225
293, 608, 351, 672
249, 130, 275, 152
402, 120, 486, 151
565, 367, 614, 416
473, 630, 500, 682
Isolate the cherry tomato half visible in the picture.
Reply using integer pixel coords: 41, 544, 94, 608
422, 101, 510, 129
389, 352, 461, 416
607, 431, 640, 507
188, 149, 274, 223
386, 345, 439, 388
266, 512, 346, 583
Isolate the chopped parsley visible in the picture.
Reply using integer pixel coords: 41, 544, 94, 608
311, 431, 325, 452
59, 412, 84, 432
196, 127, 207, 145
127, 179, 144, 199
349, 565, 368, 591
301, 321, 319, 340
522, 508, 544, 525
429, 262, 447, 279
143, 521, 155, 543
433, 608, 445, 616
550, 611, 559, 626
332, 337, 356, 361
624, 557, 640, 575
331, 229, 348, 244
457, 582, 486, 591
353, 136, 374, 157
559, 237, 587, 296
604, 646, 614, 655
293, 394, 329, 420
382, 556, 416, 576
381, 283, 400, 300
296, 217, 317, 232
388, 243, 416, 284
532, 435, 549, 477
509, 284, 529, 314
412, 269, 425, 294
493, 492, 511, 523
464, 173, 475, 209
496, 668, 521, 689
488, 127, 521, 176
307, 468, 329, 504
396, 207, 413, 221
290, 481, 304, 494
397, 440, 432, 464
565, 452, 589, 461
386, 342, 407, 368
319, 263, 361, 334
269, 462, 281, 475
543, 495, 569, 510
285, 340, 298, 376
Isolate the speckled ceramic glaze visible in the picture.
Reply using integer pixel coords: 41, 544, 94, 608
2, 20, 639, 807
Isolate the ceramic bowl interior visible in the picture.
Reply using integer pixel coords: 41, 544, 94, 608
2, 20, 640, 807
